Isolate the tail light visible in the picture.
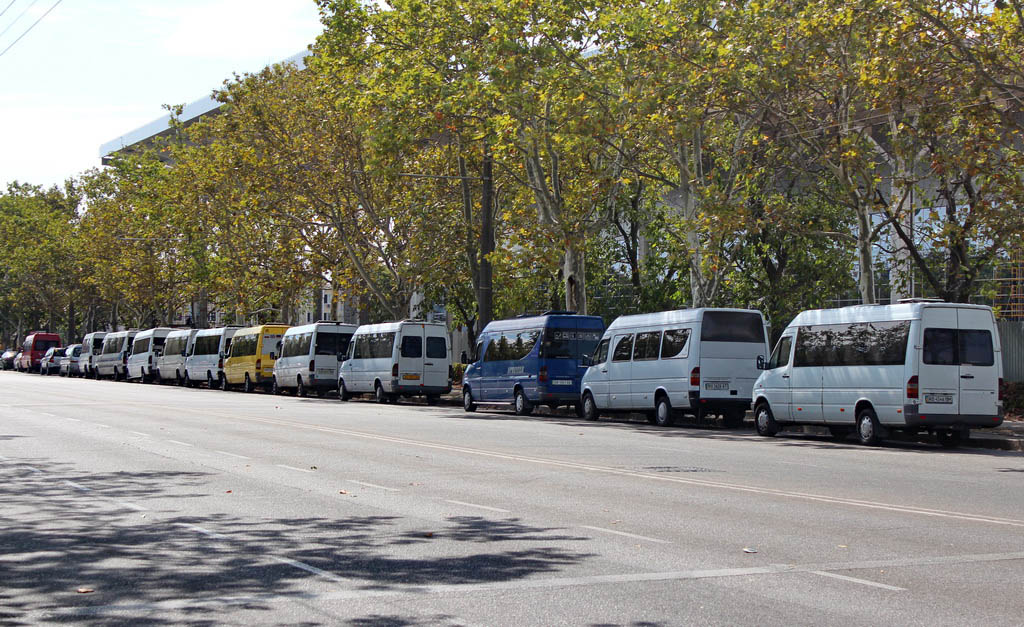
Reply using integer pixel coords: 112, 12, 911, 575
392, 363, 399, 377
907, 375, 919, 399
256, 358, 262, 371
999, 377, 1004, 401
539, 365, 548, 383
148, 355, 153, 365
218, 357, 223, 368
123, 352, 128, 365
309, 360, 315, 372
690, 367, 700, 386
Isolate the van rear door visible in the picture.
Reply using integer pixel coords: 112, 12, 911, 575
699, 311, 768, 405
919, 308, 961, 416
423, 328, 450, 390
397, 324, 426, 388
957, 309, 1000, 418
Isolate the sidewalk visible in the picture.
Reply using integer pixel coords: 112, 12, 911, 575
438, 388, 1023, 452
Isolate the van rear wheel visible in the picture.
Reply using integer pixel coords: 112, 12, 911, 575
722, 409, 746, 429
243, 373, 254, 393
936, 430, 965, 448
375, 383, 387, 404
296, 377, 306, 397
513, 388, 533, 416
654, 395, 675, 427
856, 408, 882, 446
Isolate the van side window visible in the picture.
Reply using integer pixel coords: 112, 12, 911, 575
633, 331, 661, 361
768, 336, 793, 369
426, 336, 447, 359
592, 338, 609, 364
612, 334, 634, 362
401, 335, 423, 358
297, 333, 313, 356
660, 328, 690, 359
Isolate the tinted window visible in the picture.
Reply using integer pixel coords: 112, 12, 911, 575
354, 332, 396, 359
960, 330, 994, 366
923, 328, 957, 365
592, 338, 609, 364
401, 335, 423, 358
315, 332, 352, 356
700, 312, 764, 343
426, 336, 447, 359
133, 337, 151, 354
768, 336, 792, 369
153, 337, 166, 348
612, 334, 634, 362
796, 321, 910, 367
93, 338, 104, 351
193, 334, 221, 356
633, 331, 661, 361
35, 339, 60, 351
72, 346, 81, 357
660, 328, 691, 359
263, 334, 283, 356
542, 327, 603, 359
102, 335, 123, 354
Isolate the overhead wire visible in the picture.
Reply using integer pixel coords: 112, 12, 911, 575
0, 0, 62, 59
0, 0, 19, 19
0, 0, 40, 39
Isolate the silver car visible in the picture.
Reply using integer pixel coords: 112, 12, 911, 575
60, 344, 83, 377
40, 347, 66, 375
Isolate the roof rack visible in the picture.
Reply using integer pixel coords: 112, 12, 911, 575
897, 298, 945, 304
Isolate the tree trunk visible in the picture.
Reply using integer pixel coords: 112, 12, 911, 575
856, 206, 876, 304
478, 148, 495, 330
564, 240, 587, 314
66, 299, 76, 343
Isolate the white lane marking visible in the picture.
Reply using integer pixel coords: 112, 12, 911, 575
445, 499, 510, 513
580, 525, 671, 544
116, 501, 149, 511
93, 423, 111, 428
277, 464, 313, 473
166, 440, 193, 447
810, 570, 906, 591
175, 523, 230, 540
0, 454, 7, 460
269, 556, 348, 584
139, 405, 1024, 529
778, 461, 825, 469
349, 480, 399, 492
214, 450, 250, 459
63, 480, 92, 491
130, 431, 151, 437
25, 466, 42, 473
66, 417, 81, 422
40, 412, 57, 417
40, 550, 1024, 617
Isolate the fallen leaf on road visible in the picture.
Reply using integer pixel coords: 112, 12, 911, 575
225, 490, 232, 494
339, 490, 348, 494
310, 466, 317, 470
424, 532, 434, 538
743, 548, 758, 554
76, 587, 94, 594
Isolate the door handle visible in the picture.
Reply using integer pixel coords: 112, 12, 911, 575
960, 374, 975, 379
600, 368, 608, 373
781, 374, 790, 379
425, 362, 433, 366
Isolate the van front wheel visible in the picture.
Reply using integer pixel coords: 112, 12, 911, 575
514, 388, 533, 416
582, 393, 599, 421
463, 388, 476, 412
856, 408, 882, 446
338, 380, 350, 402
754, 403, 779, 437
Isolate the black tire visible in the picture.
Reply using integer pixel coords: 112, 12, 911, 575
243, 373, 253, 393
514, 388, 533, 416
184, 372, 193, 388
582, 393, 599, 421
754, 402, 780, 437
936, 430, 965, 448
722, 409, 746, 429
207, 372, 215, 389
828, 426, 852, 442
271, 377, 281, 395
463, 388, 477, 412
654, 395, 675, 427
856, 407, 882, 446
375, 383, 387, 404
338, 379, 351, 402
296, 377, 306, 397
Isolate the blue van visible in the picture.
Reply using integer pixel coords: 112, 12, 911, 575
462, 312, 605, 415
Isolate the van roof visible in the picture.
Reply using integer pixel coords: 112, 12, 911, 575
233, 324, 291, 336
788, 303, 995, 327
165, 328, 198, 338
133, 327, 175, 339
195, 326, 239, 336
606, 308, 763, 331
283, 322, 358, 335
481, 314, 604, 333
354, 321, 448, 334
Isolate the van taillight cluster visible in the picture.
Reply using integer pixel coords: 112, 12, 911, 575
255, 358, 262, 371
690, 367, 700, 386
907, 375, 919, 399
392, 363, 399, 377
309, 360, 315, 372
538, 365, 548, 383
999, 377, 1004, 401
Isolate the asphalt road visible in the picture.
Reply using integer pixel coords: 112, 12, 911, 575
2, 371, 1023, 626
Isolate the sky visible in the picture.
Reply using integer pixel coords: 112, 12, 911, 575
0, 0, 325, 188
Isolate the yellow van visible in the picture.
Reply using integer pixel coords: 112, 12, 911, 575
224, 324, 290, 392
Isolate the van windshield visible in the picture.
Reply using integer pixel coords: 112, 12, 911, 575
541, 328, 603, 359
701, 312, 765, 343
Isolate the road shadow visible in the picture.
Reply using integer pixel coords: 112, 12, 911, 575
0, 455, 594, 625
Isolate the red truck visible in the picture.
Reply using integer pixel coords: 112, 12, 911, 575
15, 332, 62, 373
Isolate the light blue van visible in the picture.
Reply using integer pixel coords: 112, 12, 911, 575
462, 312, 605, 415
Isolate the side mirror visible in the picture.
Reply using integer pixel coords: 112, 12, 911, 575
181, 350, 187, 357
269, 352, 276, 360
581, 355, 592, 367
337, 352, 345, 361
756, 355, 766, 370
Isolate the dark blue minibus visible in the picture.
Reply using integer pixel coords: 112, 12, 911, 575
462, 312, 605, 415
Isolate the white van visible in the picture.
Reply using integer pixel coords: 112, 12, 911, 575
273, 321, 356, 397
338, 321, 452, 403
94, 330, 137, 381
156, 328, 198, 385
81, 331, 106, 378
752, 301, 1004, 447
184, 326, 240, 389
581, 309, 768, 427
126, 328, 173, 383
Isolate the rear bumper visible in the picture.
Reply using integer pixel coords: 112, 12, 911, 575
688, 391, 751, 411
392, 380, 451, 395
903, 404, 1004, 428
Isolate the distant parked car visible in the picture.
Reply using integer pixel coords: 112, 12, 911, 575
60, 343, 83, 377
1, 349, 17, 370
16, 331, 61, 372
14, 351, 24, 371
39, 347, 66, 375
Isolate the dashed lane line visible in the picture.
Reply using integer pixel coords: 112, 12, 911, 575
444, 499, 510, 513
810, 570, 905, 591
166, 440, 193, 447
579, 525, 672, 545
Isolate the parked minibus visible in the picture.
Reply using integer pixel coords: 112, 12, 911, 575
580, 309, 768, 426
94, 330, 137, 380
223, 324, 290, 392
156, 328, 198, 386
273, 321, 356, 396
126, 327, 173, 383
185, 326, 240, 388
16, 331, 61, 372
338, 321, 452, 403
80, 331, 106, 378
752, 301, 1004, 447
462, 312, 605, 415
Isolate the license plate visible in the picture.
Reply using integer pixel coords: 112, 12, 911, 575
402, 373, 420, 381
316, 368, 332, 375
925, 393, 953, 404
552, 379, 573, 386
705, 382, 729, 391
